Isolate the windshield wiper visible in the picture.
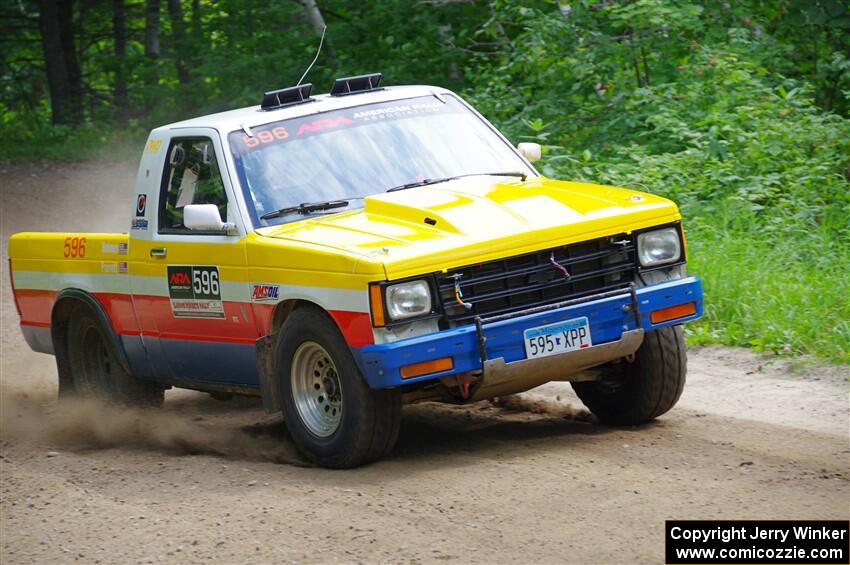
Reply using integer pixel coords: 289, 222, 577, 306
259, 171, 529, 220
260, 199, 351, 221
386, 171, 528, 193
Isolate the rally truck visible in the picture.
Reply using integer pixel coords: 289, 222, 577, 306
8, 73, 703, 468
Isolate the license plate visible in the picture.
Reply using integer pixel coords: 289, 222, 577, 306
523, 317, 592, 359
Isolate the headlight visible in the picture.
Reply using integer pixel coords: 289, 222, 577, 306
385, 280, 432, 321
637, 227, 682, 267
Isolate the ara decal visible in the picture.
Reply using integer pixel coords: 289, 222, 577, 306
167, 265, 224, 319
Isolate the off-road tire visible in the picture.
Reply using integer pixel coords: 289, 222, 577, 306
277, 307, 401, 468
67, 306, 164, 406
572, 325, 686, 425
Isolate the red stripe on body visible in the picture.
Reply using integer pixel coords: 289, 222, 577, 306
14, 289, 57, 326
252, 303, 276, 336
20, 320, 51, 328
131, 294, 258, 341
8, 260, 23, 317
101, 292, 141, 333
13, 288, 374, 347
329, 310, 374, 348
251, 302, 373, 347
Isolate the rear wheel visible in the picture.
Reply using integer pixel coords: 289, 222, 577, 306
278, 307, 401, 468
67, 306, 164, 406
572, 325, 686, 425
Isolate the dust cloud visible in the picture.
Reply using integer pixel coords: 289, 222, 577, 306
0, 388, 309, 466
490, 393, 593, 421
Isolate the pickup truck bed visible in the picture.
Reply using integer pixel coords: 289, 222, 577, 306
11, 233, 131, 354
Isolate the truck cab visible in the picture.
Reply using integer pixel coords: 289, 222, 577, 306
9, 74, 703, 467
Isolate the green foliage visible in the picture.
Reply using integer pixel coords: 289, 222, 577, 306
0, 112, 144, 162
687, 228, 850, 363
1, 0, 848, 361
466, 2, 849, 363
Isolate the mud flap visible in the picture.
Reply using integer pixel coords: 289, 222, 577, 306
256, 333, 280, 413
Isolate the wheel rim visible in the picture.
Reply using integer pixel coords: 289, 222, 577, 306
290, 341, 343, 437
78, 324, 114, 395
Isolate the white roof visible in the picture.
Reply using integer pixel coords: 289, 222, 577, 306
155, 84, 455, 136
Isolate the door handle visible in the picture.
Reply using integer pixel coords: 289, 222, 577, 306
150, 247, 167, 258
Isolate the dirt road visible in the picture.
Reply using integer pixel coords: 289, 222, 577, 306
1, 161, 848, 564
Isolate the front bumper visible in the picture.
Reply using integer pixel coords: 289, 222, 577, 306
354, 276, 703, 390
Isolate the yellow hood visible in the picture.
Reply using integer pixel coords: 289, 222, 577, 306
256, 176, 681, 280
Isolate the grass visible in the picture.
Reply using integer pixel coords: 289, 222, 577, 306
685, 226, 850, 364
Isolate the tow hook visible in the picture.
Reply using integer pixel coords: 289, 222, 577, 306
456, 374, 475, 400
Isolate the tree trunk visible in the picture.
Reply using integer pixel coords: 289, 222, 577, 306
56, 0, 83, 123
300, 0, 337, 61
113, 0, 129, 125
143, 0, 161, 117
56, 0, 82, 123
145, 0, 161, 58
167, 0, 190, 84
78, 0, 87, 75
629, 33, 643, 87
38, 0, 72, 124
190, 0, 207, 69
640, 45, 651, 86
191, 0, 201, 41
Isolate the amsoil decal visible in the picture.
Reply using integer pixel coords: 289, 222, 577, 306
136, 194, 147, 217
167, 265, 224, 319
251, 284, 280, 302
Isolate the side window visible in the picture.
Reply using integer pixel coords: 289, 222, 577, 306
159, 138, 228, 232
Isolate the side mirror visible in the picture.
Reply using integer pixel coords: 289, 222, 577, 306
517, 142, 542, 163
183, 204, 235, 233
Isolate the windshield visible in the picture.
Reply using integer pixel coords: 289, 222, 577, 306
228, 94, 533, 226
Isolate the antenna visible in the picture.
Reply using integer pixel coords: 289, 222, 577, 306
297, 26, 326, 86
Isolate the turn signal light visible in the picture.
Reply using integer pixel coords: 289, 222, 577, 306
369, 283, 385, 327
400, 357, 454, 379
650, 302, 696, 324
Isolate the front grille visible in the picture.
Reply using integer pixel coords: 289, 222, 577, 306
437, 234, 636, 326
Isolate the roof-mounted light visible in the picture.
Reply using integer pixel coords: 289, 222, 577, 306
260, 84, 315, 111
330, 73, 383, 97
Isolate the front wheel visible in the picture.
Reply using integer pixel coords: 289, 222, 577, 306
572, 325, 686, 425
277, 307, 401, 468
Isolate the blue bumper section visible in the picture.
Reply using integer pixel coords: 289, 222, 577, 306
354, 276, 703, 389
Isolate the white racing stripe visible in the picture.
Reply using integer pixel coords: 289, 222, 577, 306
12, 271, 132, 295
11, 270, 369, 313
